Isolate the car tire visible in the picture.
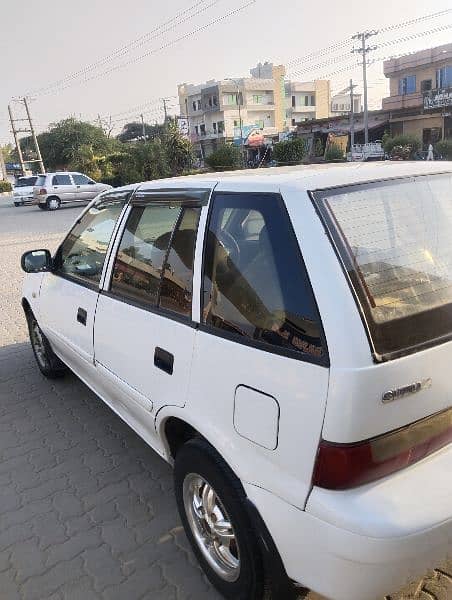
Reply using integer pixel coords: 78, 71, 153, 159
14, 202, 21, 207
174, 438, 270, 600
26, 311, 67, 378
46, 196, 61, 210
38, 204, 47, 210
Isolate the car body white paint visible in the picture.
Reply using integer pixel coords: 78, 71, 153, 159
22, 162, 452, 600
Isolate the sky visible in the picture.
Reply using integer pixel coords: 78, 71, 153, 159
1, 0, 452, 144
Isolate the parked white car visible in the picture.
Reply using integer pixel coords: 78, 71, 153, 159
32, 171, 112, 210
21, 162, 452, 600
13, 175, 38, 206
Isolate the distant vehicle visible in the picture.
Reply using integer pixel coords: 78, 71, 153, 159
13, 176, 39, 206
33, 172, 112, 210
348, 141, 385, 162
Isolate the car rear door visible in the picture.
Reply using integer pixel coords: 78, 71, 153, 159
185, 188, 330, 510
38, 192, 129, 373
93, 187, 211, 447
51, 173, 77, 203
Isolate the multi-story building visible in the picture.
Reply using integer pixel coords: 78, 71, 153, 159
178, 62, 331, 158
178, 62, 286, 158
331, 89, 362, 116
285, 80, 331, 127
382, 43, 452, 146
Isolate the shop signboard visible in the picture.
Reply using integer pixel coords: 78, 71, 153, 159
424, 87, 452, 110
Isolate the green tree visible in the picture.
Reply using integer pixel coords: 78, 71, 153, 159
273, 137, 307, 165
117, 121, 166, 143
324, 143, 345, 161
36, 118, 114, 170
112, 140, 171, 185
164, 120, 194, 175
205, 144, 242, 171
382, 134, 421, 159
435, 139, 452, 160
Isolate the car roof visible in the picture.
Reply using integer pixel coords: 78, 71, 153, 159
118, 161, 452, 195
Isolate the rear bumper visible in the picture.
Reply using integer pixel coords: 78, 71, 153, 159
244, 446, 452, 600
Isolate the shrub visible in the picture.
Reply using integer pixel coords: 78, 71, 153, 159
205, 144, 242, 171
0, 180, 12, 193
382, 134, 421, 159
273, 137, 307, 165
325, 144, 345, 161
435, 139, 452, 160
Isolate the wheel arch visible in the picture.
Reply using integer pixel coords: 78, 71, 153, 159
160, 412, 297, 598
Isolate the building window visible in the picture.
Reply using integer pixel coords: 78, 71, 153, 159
339, 104, 344, 110
257, 120, 265, 129
213, 122, 217, 133
192, 101, 197, 111
436, 65, 452, 89
252, 94, 263, 104
200, 124, 206, 136
224, 93, 239, 105
353, 98, 360, 113
208, 97, 213, 107
213, 96, 218, 106
197, 100, 202, 110
332, 103, 338, 111
421, 79, 432, 92
194, 125, 199, 135
310, 95, 315, 106
292, 95, 296, 108
399, 75, 416, 95
292, 118, 296, 126
217, 121, 224, 134
304, 95, 309, 106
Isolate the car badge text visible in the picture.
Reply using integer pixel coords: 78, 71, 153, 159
382, 378, 432, 404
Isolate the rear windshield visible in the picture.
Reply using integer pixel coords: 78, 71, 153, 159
35, 175, 46, 187
313, 172, 452, 360
15, 176, 38, 187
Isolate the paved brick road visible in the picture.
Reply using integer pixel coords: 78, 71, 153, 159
0, 199, 451, 600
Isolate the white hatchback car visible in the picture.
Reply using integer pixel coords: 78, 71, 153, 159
21, 162, 452, 600
33, 171, 112, 210
13, 175, 38, 206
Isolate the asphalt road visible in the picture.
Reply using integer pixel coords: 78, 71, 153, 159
0, 197, 451, 600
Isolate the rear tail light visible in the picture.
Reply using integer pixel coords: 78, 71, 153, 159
39, 188, 47, 195
313, 407, 452, 490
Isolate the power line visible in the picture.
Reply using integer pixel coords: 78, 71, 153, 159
27, 0, 221, 97
379, 8, 452, 32
30, 0, 257, 98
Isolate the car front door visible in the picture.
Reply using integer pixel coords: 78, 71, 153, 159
93, 188, 209, 447
51, 173, 77, 203
72, 174, 102, 202
38, 191, 129, 374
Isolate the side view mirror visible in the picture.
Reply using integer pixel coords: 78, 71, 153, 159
21, 249, 53, 273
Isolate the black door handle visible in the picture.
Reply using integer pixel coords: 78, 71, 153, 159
154, 347, 174, 375
77, 307, 87, 326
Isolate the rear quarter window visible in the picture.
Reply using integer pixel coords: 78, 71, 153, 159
313, 172, 452, 360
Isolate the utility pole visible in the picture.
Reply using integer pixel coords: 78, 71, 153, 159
226, 78, 245, 165
140, 113, 146, 141
23, 97, 45, 174
162, 98, 169, 122
349, 79, 357, 148
0, 146, 7, 181
8, 104, 26, 175
352, 31, 378, 145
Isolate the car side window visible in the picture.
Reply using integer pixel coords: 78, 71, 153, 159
73, 174, 91, 185
54, 193, 128, 286
202, 193, 326, 362
52, 174, 72, 186
159, 207, 201, 318
110, 205, 181, 306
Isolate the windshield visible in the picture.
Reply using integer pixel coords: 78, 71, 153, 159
314, 172, 452, 360
15, 177, 38, 188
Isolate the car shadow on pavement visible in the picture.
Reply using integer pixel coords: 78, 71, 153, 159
0, 341, 222, 600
